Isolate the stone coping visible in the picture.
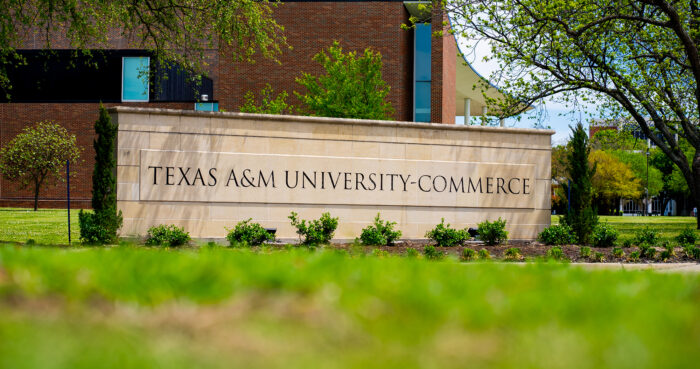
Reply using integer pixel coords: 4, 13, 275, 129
108, 106, 556, 136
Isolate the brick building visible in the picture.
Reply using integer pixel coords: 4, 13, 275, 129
0, 0, 506, 208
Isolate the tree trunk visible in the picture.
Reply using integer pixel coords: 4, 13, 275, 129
33, 180, 39, 211
693, 156, 700, 229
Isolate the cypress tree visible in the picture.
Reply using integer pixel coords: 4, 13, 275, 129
92, 104, 118, 211
562, 122, 598, 244
79, 104, 122, 244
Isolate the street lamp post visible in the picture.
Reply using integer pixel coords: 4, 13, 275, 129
646, 147, 650, 216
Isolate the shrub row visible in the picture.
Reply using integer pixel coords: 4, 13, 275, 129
539, 223, 700, 248
134, 212, 509, 247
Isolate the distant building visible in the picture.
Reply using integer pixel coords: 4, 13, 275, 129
0, 1, 512, 208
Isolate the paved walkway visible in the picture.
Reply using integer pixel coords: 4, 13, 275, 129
572, 262, 700, 273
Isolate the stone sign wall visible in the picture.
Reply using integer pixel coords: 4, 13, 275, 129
113, 107, 553, 240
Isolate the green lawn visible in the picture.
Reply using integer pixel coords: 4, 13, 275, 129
552, 215, 697, 242
0, 208, 81, 245
0, 246, 699, 369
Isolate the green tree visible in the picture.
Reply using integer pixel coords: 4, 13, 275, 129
0, 122, 81, 211
295, 41, 394, 120
445, 0, 700, 227
239, 84, 293, 115
0, 0, 286, 97
610, 150, 664, 198
589, 150, 641, 214
561, 123, 598, 244
590, 129, 638, 152
79, 105, 122, 244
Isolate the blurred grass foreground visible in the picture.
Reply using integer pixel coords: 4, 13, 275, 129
1, 245, 699, 369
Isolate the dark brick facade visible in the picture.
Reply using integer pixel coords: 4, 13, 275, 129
0, 1, 456, 208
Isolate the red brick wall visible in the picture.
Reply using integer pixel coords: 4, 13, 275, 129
430, 7, 456, 124
0, 102, 190, 208
216, 1, 414, 121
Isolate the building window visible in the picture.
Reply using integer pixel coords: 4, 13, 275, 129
122, 57, 150, 102
414, 23, 431, 122
195, 102, 219, 112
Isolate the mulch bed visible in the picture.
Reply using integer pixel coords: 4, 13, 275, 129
321, 240, 697, 263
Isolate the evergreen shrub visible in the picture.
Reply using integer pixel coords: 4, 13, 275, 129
635, 227, 659, 246
425, 218, 469, 247
79, 105, 122, 244
289, 211, 338, 245
478, 218, 508, 246
676, 227, 698, 246
226, 219, 274, 246
592, 223, 618, 247
561, 122, 598, 244
537, 224, 575, 245
145, 224, 190, 247
359, 213, 401, 246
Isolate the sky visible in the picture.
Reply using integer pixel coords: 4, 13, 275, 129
455, 39, 602, 146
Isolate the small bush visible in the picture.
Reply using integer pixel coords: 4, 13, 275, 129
405, 248, 419, 258
226, 219, 274, 246
423, 245, 445, 260
545, 246, 567, 261
25, 239, 36, 245
591, 251, 606, 263
460, 247, 477, 262
692, 247, 700, 260
478, 248, 491, 260
621, 238, 634, 248
639, 244, 656, 259
78, 210, 123, 245
635, 226, 659, 246
478, 218, 508, 246
580, 246, 592, 258
537, 224, 575, 245
359, 213, 402, 246
683, 244, 698, 259
660, 249, 673, 262
370, 248, 389, 258
663, 242, 676, 256
425, 218, 469, 247
504, 247, 522, 261
592, 223, 618, 247
628, 251, 640, 262
289, 211, 338, 245
612, 247, 625, 259
145, 224, 190, 247
676, 227, 698, 246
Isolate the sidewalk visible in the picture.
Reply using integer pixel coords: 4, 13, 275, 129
572, 262, 700, 273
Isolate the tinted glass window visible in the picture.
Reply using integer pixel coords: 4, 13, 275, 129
122, 57, 150, 102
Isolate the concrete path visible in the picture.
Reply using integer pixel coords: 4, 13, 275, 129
572, 262, 700, 273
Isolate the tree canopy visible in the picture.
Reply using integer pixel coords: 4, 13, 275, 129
446, 0, 700, 225
295, 41, 394, 120
589, 150, 642, 212
0, 0, 287, 94
0, 122, 81, 210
